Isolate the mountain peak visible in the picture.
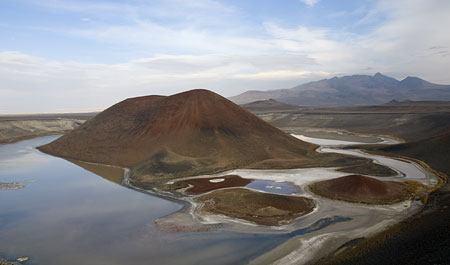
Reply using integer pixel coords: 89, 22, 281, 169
373, 72, 384, 77
401, 76, 423, 82
400, 76, 428, 89
372, 72, 399, 82
175, 88, 219, 97
38, 89, 320, 182
402, 76, 423, 81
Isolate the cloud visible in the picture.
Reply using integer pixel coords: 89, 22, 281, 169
263, 23, 352, 61
300, 0, 319, 7
234, 70, 330, 80
354, 0, 450, 81
0, 51, 325, 113
265, 0, 450, 82
25, 0, 236, 25
1, 0, 450, 113
68, 20, 272, 55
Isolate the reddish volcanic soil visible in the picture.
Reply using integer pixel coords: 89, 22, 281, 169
173, 175, 252, 195
309, 175, 411, 204
38, 89, 360, 188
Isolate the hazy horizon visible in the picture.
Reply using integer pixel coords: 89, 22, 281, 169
1, 0, 450, 113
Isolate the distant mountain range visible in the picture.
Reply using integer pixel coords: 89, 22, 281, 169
229, 73, 450, 106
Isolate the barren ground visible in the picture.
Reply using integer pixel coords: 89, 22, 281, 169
196, 188, 315, 226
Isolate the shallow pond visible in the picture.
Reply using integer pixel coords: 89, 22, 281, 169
246, 179, 301, 195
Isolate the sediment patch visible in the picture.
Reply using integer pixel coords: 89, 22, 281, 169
172, 175, 252, 195
196, 188, 315, 226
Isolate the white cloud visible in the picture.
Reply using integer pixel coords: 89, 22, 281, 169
1, 0, 450, 113
264, 23, 352, 62
69, 21, 269, 55
0, 51, 325, 113
266, 0, 450, 83
353, 0, 450, 82
234, 70, 330, 80
300, 0, 320, 7
26, 0, 236, 26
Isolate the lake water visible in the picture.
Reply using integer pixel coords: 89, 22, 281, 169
0, 136, 291, 265
2, 134, 421, 265
292, 134, 430, 181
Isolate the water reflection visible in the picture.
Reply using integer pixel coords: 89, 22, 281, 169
246, 180, 300, 195
70, 159, 125, 184
0, 136, 348, 265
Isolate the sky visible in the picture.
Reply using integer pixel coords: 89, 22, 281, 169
1, 0, 450, 113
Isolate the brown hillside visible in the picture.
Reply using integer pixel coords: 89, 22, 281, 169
38, 89, 360, 187
378, 131, 450, 175
310, 175, 411, 204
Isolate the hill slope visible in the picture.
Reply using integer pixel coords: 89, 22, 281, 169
310, 175, 410, 204
39, 89, 355, 187
230, 73, 450, 106
315, 132, 450, 265
241, 99, 299, 112
378, 131, 450, 175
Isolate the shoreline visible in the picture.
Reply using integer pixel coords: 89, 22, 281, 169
0, 132, 71, 145
248, 133, 440, 264
56, 133, 437, 264
0, 117, 88, 145
14, 132, 439, 264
